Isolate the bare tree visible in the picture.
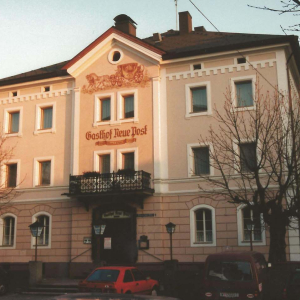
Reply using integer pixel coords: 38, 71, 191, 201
0, 135, 19, 213
197, 78, 300, 263
248, 1, 300, 33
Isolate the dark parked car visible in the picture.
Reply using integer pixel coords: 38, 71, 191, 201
52, 294, 179, 300
283, 269, 300, 300
0, 266, 8, 295
78, 266, 159, 295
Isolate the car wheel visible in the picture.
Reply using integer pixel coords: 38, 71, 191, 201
0, 283, 7, 295
151, 286, 159, 296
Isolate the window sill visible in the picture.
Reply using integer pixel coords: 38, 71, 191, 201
0, 245, 15, 249
31, 245, 51, 249
191, 241, 216, 247
34, 128, 56, 135
93, 121, 112, 127
35, 184, 52, 188
118, 118, 139, 124
185, 111, 211, 119
232, 106, 255, 112
4, 132, 22, 138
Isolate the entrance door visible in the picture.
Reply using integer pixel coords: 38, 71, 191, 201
93, 206, 137, 265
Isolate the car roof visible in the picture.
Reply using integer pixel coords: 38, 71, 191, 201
93, 266, 136, 271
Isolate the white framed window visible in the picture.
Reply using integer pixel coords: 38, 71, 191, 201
187, 143, 214, 177
94, 150, 114, 173
34, 102, 56, 134
3, 107, 23, 137
117, 90, 138, 123
231, 75, 256, 110
190, 204, 216, 247
237, 205, 266, 246
117, 148, 138, 171
185, 81, 211, 118
1, 159, 20, 188
10, 91, 19, 98
0, 213, 17, 249
31, 212, 51, 249
33, 156, 54, 187
93, 92, 115, 126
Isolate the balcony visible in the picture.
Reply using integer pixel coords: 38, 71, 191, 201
66, 170, 154, 208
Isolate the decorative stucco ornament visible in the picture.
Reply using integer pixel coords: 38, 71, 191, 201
82, 63, 150, 93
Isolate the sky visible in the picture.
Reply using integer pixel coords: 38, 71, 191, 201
0, 0, 298, 79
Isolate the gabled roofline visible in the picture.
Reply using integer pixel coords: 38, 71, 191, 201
61, 27, 165, 71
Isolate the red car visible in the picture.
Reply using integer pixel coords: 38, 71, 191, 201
78, 266, 159, 295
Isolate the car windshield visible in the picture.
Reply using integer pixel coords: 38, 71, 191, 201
207, 260, 253, 281
87, 269, 120, 282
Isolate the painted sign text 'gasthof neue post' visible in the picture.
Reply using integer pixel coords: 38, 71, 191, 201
86, 125, 148, 146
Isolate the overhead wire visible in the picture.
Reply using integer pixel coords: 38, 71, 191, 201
188, 0, 286, 96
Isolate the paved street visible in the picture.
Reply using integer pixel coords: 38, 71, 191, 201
1, 294, 53, 300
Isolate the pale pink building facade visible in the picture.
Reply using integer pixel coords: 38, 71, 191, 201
0, 12, 299, 277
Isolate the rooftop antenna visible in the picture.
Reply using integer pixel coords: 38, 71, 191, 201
174, 0, 178, 30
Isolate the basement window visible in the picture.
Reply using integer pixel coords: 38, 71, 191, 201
193, 64, 202, 70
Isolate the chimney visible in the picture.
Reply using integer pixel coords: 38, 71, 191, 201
179, 11, 192, 35
194, 26, 206, 32
114, 14, 137, 36
153, 33, 162, 43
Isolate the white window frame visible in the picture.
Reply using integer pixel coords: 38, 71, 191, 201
231, 75, 256, 111
237, 204, 266, 247
93, 92, 115, 127
10, 90, 19, 98
117, 89, 139, 123
33, 156, 54, 187
185, 81, 211, 119
190, 204, 216, 247
1, 159, 21, 188
94, 150, 114, 173
108, 48, 124, 65
233, 139, 259, 174
117, 147, 138, 171
3, 107, 23, 137
0, 213, 17, 249
34, 102, 56, 135
187, 143, 214, 177
31, 212, 52, 249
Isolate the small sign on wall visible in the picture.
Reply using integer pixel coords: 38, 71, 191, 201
104, 237, 112, 249
83, 237, 92, 244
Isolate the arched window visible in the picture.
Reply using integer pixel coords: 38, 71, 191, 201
36, 215, 49, 246
0, 214, 17, 248
237, 205, 266, 246
190, 204, 216, 247
32, 212, 51, 248
3, 216, 15, 246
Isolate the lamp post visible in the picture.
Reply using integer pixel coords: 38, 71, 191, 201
247, 222, 255, 251
29, 221, 44, 262
165, 222, 176, 261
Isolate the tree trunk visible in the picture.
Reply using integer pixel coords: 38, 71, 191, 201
268, 218, 287, 263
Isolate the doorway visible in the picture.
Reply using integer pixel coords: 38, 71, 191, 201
92, 204, 137, 265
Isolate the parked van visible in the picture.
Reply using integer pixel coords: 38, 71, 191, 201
202, 251, 267, 300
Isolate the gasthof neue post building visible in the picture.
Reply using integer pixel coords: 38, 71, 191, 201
0, 12, 299, 277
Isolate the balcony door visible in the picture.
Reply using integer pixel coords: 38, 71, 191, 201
92, 204, 137, 265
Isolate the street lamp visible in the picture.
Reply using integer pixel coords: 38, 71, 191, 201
165, 222, 176, 261
29, 221, 44, 262
246, 222, 255, 251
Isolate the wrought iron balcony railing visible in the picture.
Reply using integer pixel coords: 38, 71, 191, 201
68, 170, 153, 195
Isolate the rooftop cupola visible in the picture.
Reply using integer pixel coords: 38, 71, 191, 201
114, 14, 137, 36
